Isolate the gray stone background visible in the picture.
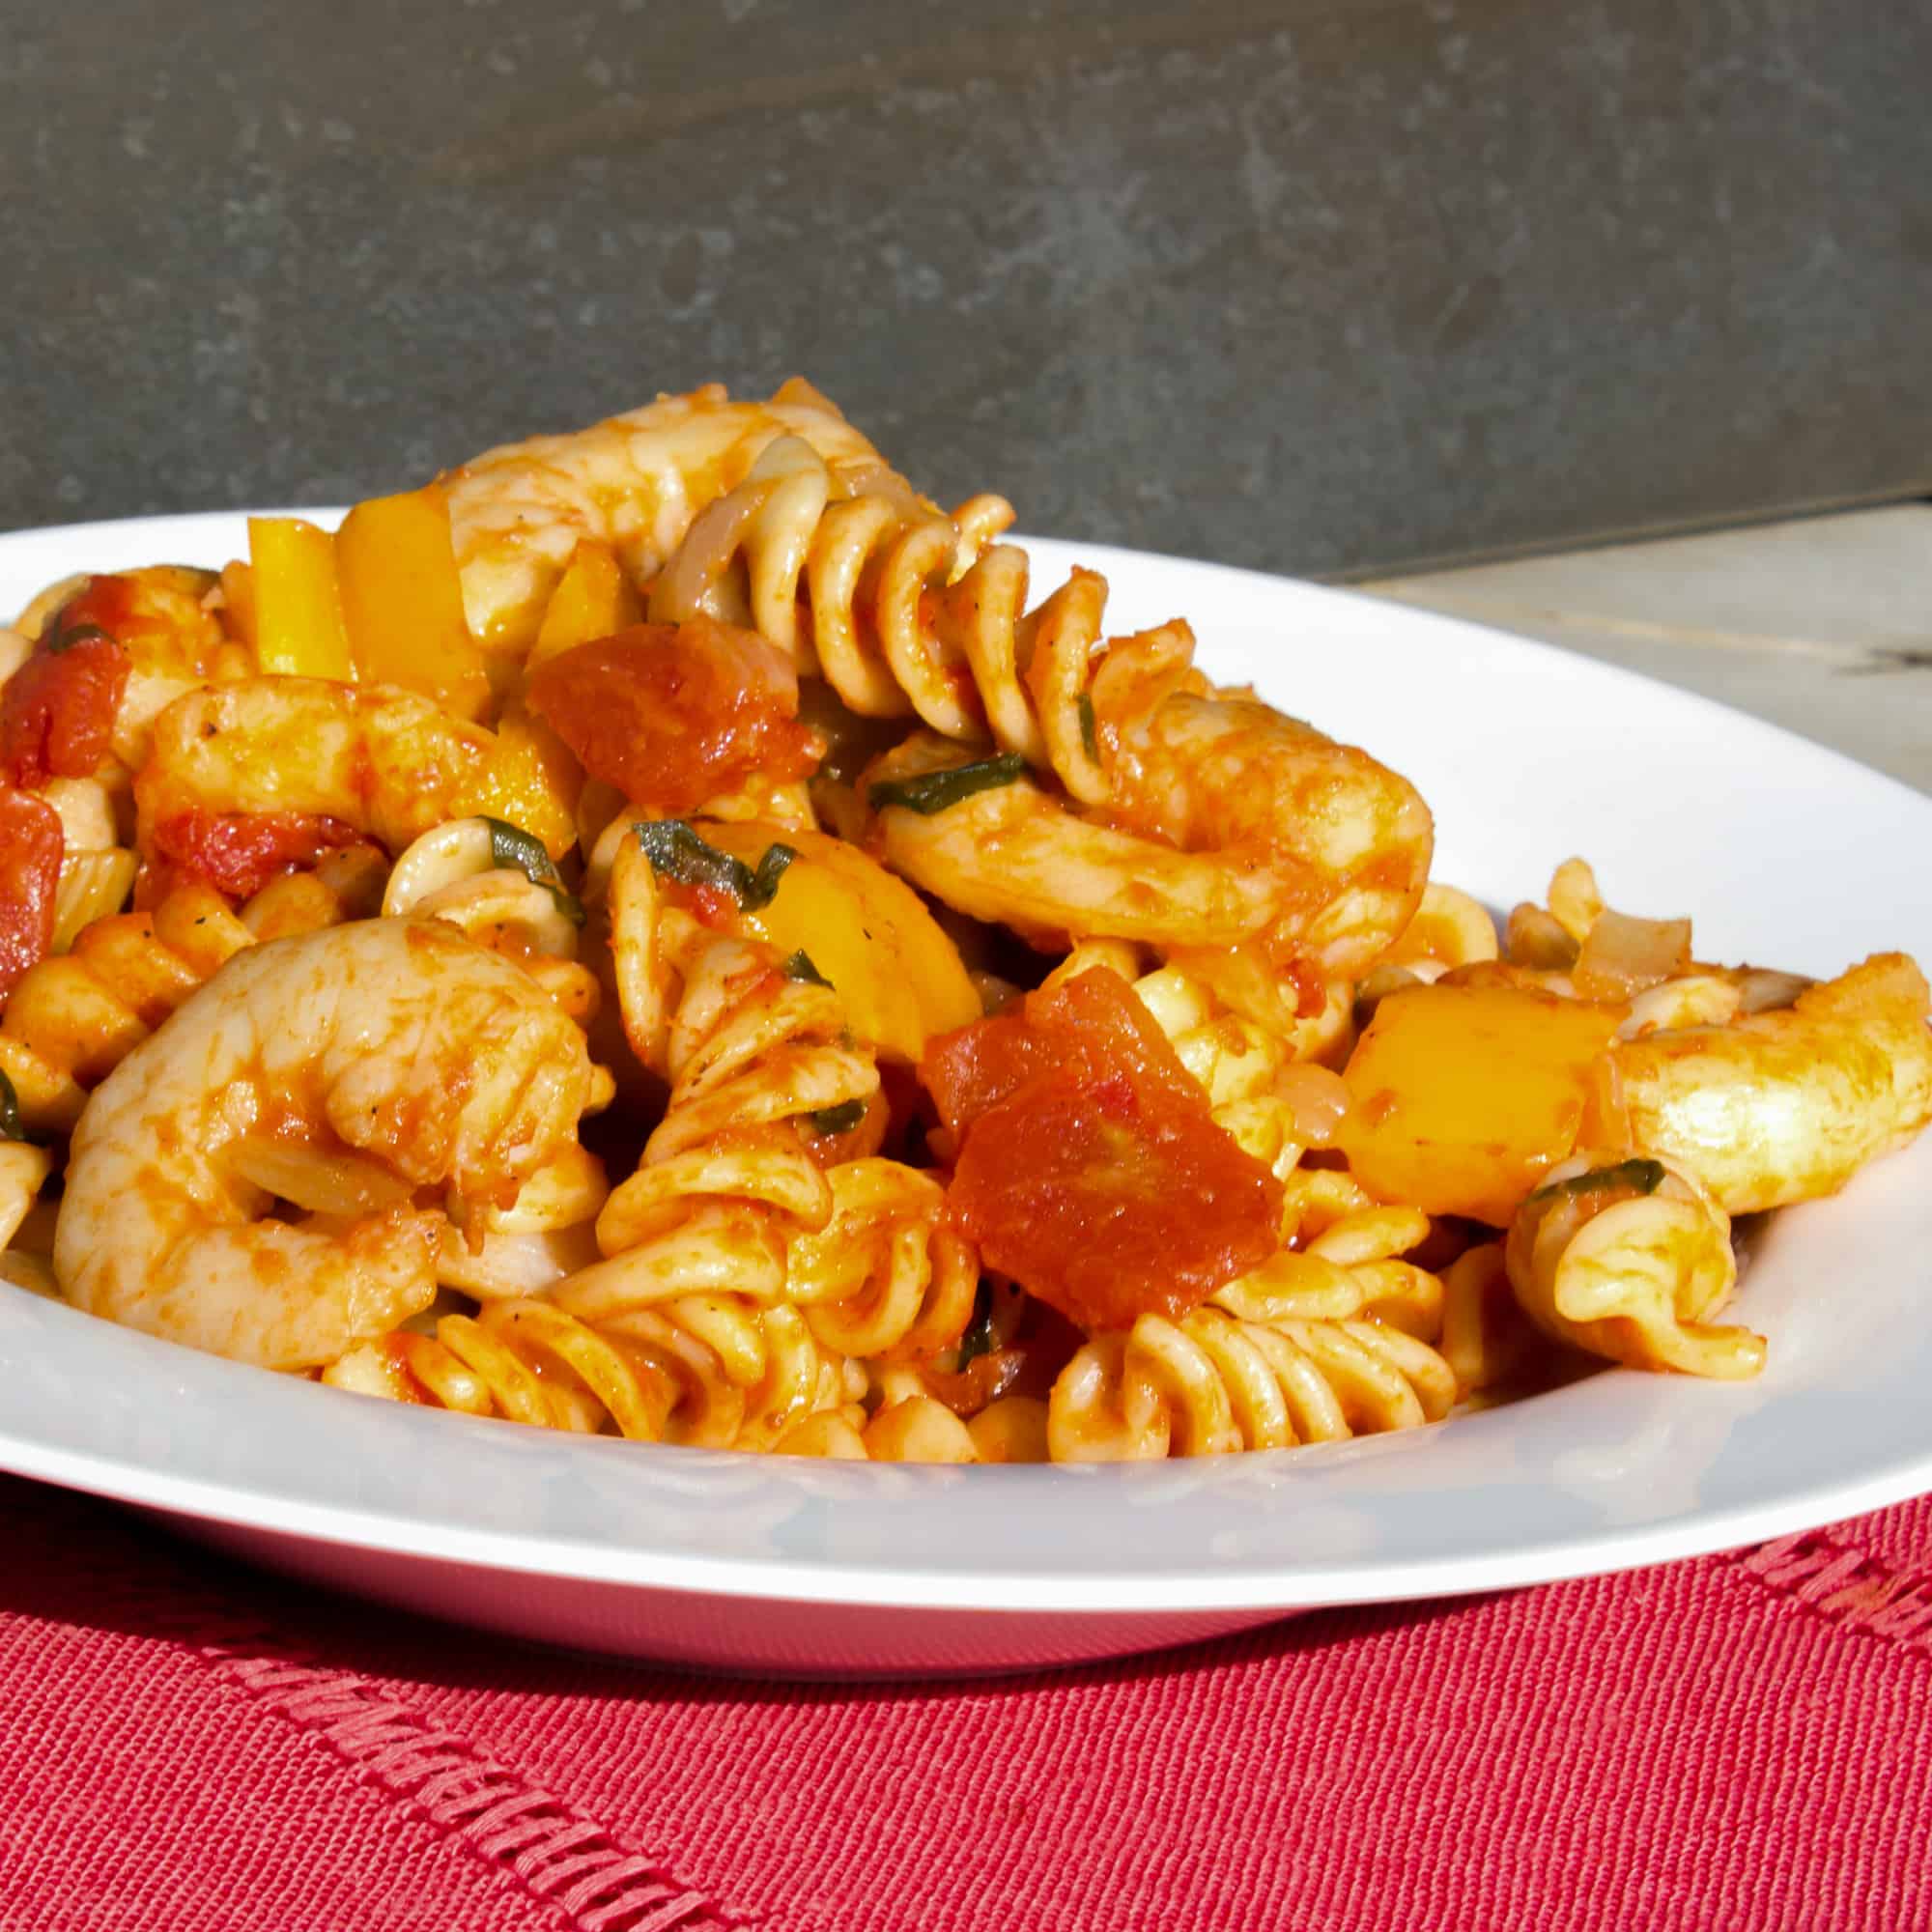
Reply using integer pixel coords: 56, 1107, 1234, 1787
4, 0, 1928, 577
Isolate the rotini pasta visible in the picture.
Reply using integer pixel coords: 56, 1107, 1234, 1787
1504, 1154, 1765, 1378
644, 431, 1432, 975
783, 1159, 979, 1361
2, 379, 1925, 1478
0, 853, 377, 1133
1048, 1308, 1455, 1462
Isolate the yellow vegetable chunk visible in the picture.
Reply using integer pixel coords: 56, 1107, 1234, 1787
453, 706, 583, 863
247, 517, 354, 681
701, 820, 980, 1062
527, 539, 644, 672
334, 484, 491, 720
1337, 983, 1624, 1225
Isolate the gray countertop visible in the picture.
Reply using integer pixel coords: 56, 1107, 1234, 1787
5, 0, 1931, 577
1371, 504, 1932, 790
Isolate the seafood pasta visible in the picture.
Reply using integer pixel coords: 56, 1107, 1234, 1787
3, 381, 1928, 1465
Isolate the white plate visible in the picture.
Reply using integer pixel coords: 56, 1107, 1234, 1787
2, 512, 1927, 1679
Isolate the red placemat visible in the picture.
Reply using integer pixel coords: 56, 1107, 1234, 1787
5, 1470, 1929, 1931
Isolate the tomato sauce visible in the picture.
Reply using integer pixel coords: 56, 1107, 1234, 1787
0, 789, 63, 996
526, 618, 823, 816
150, 809, 360, 901
924, 969, 1284, 1332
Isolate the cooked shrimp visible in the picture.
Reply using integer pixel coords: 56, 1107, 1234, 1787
867, 731, 1306, 952
136, 676, 493, 858
54, 919, 596, 1370
1103, 688, 1435, 976
1613, 952, 1932, 1214
443, 380, 914, 653
864, 719, 1427, 976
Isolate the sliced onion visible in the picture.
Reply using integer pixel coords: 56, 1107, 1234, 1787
1574, 908, 1692, 1001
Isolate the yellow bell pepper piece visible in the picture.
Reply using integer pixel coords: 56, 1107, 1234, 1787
1337, 982, 1624, 1225
246, 518, 354, 681
527, 539, 644, 671
454, 707, 583, 863
334, 484, 491, 720
701, 821, 979, 1063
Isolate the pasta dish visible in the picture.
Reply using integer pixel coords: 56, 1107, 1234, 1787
2, 380, 1927, 1465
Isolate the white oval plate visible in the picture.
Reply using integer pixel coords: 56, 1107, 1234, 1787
2, 513, 1927, 1679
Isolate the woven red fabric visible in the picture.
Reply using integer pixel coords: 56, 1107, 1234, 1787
4, 1473, 1929, 1931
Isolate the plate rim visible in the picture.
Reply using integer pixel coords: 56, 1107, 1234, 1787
3, 508, 1928, 1621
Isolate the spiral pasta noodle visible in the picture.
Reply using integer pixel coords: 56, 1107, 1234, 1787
383, 815, 604, 1027
1504, 1153, 1765, 1378
783, 1157, 980, 1362
0, 854, 380, 1134
1047, 1306, 1455, 1463
324, 1297, 676, 1439
649, 433, 1033, 748
540, 823, 878, 1447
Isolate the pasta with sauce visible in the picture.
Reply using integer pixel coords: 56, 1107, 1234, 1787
3, 380, 1929, 1465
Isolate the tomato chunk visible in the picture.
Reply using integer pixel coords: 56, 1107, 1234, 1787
0, 604, 130, 787
526, 618, 823, 815
927, 969, 1283, 1332
150, 809, 360, 901
0, 789, 63, 997
924, 964, 1204, 1134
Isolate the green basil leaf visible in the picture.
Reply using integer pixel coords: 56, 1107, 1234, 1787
867, 752, 1030, 816
0, 1068, 22, 1143
955, 1283, 997, 1371
781, 949, 833, 987
44, 620, 114, 655
1525, 1157, 1666, 1206
483, 816, 584, 925
1077, 692, 1098, 763
807, 1098, 867, 1136
746, 842, 798, 908
633, 820, 796, 909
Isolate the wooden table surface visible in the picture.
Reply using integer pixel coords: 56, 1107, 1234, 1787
1367, 504, 1932, 792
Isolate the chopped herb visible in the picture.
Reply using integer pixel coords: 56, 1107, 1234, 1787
955, 1283, 997, 1370
44, 620, 113, 655
781, 949, 833, 987
1525, 1157, 1666, 1206
632, 820, 796, 909
1077, 692, 1098, 762
747, 842, 798, 907
483, 816, 585, 926
807, 1098, 867, 1137
867, 752, 1029, 816
0, 1069, 21, 1142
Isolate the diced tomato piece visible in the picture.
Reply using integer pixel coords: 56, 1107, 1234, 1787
928, 969, 1283, 1332
150, 809, 360, 900
0, 789, 63, 997
526, 617, 823, 815
0, 616, 130, 787
923, 965, 1204, 1134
